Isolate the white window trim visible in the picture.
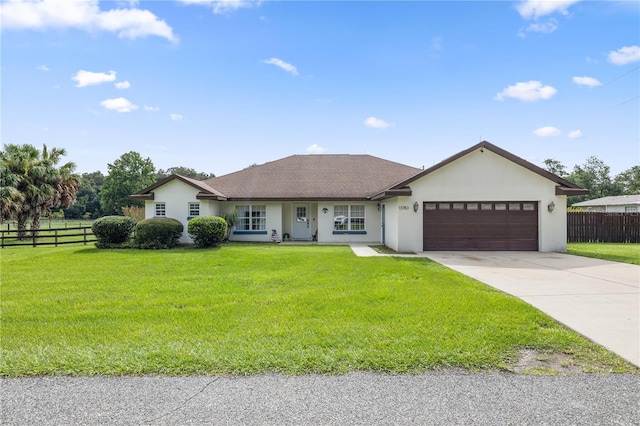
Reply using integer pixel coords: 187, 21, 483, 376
154, 202, 166, 217
188, 202, 200, 217
333, 204, 366, 233
235, 204, 267, 232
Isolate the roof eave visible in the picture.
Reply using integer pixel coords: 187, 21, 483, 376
128, 194, 154, 201
556, 187, 590, 196
196, 193, 227, 201
370, 188, 413, 201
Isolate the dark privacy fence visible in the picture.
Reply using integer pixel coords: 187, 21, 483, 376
567, 212, 640, 243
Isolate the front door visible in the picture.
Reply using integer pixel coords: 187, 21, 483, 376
292, 204, 311, 239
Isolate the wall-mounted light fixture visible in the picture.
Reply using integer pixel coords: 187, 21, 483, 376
413, 202, 419, 213
547, 201, 555, 213
377, 203, 381, 211
322, 207, 328, 214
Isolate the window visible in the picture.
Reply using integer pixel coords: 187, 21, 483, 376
236, 205, 266, 231
625, 206, 638, 213
334, 205, 365, 232
154, 203, 166, 217
188, 202, 200, 217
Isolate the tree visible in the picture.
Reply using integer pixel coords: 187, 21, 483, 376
567, 156, 622, 204
0, 144, 79, 238
156, 166, 215, 180
63, 171, 105, 219
542, 159, 567, 177
614, 165, 640, 195
100, 152, 156, 215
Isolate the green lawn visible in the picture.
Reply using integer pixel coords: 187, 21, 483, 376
1, 244, 635, 376
568, 243, 640, 265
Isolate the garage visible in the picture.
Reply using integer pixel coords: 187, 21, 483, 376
423, 201, 538, 251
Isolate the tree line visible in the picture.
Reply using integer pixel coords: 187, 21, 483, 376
1, 145, 215, 230
542, 157, 639, 205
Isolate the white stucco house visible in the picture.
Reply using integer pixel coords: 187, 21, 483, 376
572, 195, 640, 213
130, 141, 588, 252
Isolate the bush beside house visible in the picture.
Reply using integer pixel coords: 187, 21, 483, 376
135, 218, 183, 249
92, 216, 136, 248
188, 216, 227, 247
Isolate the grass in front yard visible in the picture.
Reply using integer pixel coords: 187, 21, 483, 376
567, 243, 640, 265
1, 245, 635, 376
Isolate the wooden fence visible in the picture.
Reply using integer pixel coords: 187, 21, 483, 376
0, 226, 96, 248
567, 212, 640, 243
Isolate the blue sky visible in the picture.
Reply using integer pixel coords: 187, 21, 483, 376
2, 0, 638, 177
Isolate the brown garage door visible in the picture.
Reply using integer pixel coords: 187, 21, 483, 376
423, 202, 538, 251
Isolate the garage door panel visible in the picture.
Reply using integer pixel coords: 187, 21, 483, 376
423, 201, 538, 251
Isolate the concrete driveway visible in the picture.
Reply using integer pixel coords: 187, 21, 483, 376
423, 251, 640, 367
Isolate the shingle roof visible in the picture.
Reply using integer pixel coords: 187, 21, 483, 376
201, 155, 422, 200
573, 194, 640, 207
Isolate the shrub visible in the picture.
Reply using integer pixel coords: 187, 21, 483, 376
92, 216, 136, 248
187, 216, 227, 247
220, 210, 238, 241
135, 218, 184, 249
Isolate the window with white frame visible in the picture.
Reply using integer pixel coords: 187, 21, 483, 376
154, 202, 166, 217
188, 202, 200, 217
236, 204, 266, 231
334, 205, 365, 231
625, 206, 638, 213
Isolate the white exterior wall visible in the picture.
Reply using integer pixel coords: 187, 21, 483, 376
394, 148, 567, 253
605, 205, 628, 213
222, 203, 283, 243
381, 199, 399, 250
316, 202, 381, 244
144, 179, 222, 243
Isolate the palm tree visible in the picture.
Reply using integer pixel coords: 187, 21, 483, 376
0, 163, 24, 222
0, 144, 80, 239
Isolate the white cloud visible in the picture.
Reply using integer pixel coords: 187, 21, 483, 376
364, 117, 392, 129
0, 0, 177, 42
37, 64, 49, 71
533, 126, 561, 137
306, 144, 326, 154
572, 76, 601, 88
522, 19, 558, 35
115, 80, 131, 89
262, 58, 298, 76
516, 0, 580, 19
100, 97, 138, 113
170, 113, 183, 121
608, 45, 640, 65
494, 80, 557, 101
143, 105, 160, 111
568, 130, 583, 139
179, 0, 260, 15
72, 70, 116, 87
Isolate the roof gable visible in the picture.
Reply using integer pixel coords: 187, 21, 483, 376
129, 174, 227, 201
372, 141, 588, 199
